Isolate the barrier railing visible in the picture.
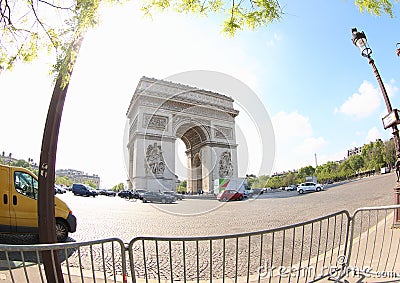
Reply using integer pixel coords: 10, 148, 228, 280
345, 205, 400, 279
1, 206, 400, 283
0, 237, 126, 283
127, 211, 350, 283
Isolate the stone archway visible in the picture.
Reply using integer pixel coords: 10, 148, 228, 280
126, 76, 239, 193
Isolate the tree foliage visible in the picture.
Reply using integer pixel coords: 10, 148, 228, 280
2, 0, 397, 77
250, 138, 396, 189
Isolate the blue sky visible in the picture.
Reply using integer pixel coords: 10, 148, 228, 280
1, 0, 399, 188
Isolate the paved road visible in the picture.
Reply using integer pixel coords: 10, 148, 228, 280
1, 173, 397, 282
57, 172, 396, 243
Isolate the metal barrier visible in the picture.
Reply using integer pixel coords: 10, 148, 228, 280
0, 237, 127, 283
345, 205, 400, 279
1, 206, 400, 283
127, 211, 350, 283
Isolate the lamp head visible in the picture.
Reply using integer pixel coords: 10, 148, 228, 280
351, 28, 372, 58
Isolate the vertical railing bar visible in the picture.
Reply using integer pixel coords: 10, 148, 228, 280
329, 215, 337, 268
50, 250, 61, 283
288, 227, 296, 283
361, 210, 372, 268
182, 241, 187, 283
337, 213, 344, 261
313, 220, 323, 281
90, 245, 96, 283
111, 242, 117, 283
258, 233, 264, 283
384, 210, 395, 271
391, 218, 400, 271
129, 241, 137, 283
354, 210, 363, 266
296, 225, 305, 283
305, 222, 314, 283
20, 251, 30, 283
5, 251, 16, 283
142, 240, 148, 283
101, 243, 107, 282
63, 248, 72, 283
169, 240, 173, 283
196, 240, 200, 283
322, 217, 330, 273
235, 237, 239, 283
377, 209, 388, 269
278, 230, 285, 283
36, 250, 45, 283
368, 210, 379, 269
246, 235, 251, 283
222, 238, 226, 283
268, 232, 275, 283
77, 247, 84, 282
155, 240, 160, 283
209, 239, 213, 283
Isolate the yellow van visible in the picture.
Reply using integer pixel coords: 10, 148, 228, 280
0, 164, 76, 242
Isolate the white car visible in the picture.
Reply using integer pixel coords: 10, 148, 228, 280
297, 182, 323, 194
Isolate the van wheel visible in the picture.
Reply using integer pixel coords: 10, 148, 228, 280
56, 219, 69, 242
298, 189, 304, 194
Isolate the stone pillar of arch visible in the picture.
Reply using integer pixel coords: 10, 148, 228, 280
126, 76, 239, 193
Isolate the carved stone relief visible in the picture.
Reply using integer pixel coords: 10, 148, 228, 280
143, 114, 168, 130
145, 143, 165, 175
214, 126, 233, 140
219, 151, 233, 178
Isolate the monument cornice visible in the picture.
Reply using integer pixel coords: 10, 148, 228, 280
126, 76, 239, 117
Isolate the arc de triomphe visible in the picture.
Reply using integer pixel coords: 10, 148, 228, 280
126, 76, 239, 193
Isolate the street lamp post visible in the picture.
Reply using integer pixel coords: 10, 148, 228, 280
351, 28, 400, 226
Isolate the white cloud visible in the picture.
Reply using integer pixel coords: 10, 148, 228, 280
366, 127, 381, 143
272, 111, 312, 140
294, 137, 327, 156
338, 80, 381, 119
338, 80, 398, 120
271, 111, 326, 172
266, 33, 283, 47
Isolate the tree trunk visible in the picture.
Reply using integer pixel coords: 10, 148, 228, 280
38, 33, 85, 283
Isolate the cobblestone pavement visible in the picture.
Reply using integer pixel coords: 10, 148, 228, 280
0, 173, 396, 282
58, 173, 395, 242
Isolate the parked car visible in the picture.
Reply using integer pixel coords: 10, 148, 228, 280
141, 191, 175, 203
217, 190, 244, 202
243, 189, 254, 198
134, 189, 147, 200
71, 183, 98, 197
54, 184, 66, 194
98, 189, 116, 196
285, 185, 297, 191
118, 190, 138, 199
297, 182, 324, 194
163, 191, 184, 200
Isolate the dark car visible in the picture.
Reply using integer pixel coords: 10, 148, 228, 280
71, 183, 98, 197
163, 191, 184, 200
142, 191, 175, 203
216, 190, 244, 202
118, 190, 137, 199
134, 189, 147, 200
99, 189, 116, 196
